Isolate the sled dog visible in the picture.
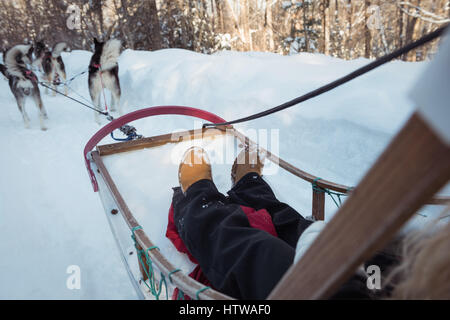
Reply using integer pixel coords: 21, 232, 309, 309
34, 41, 70, 95
1, 44, 47, 130
88, 38, 121, 123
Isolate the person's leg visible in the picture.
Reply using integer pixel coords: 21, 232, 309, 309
227, 172, 313, 248
172, 180, 295, 300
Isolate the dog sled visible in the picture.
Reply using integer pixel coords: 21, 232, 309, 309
84, 106, 449, 300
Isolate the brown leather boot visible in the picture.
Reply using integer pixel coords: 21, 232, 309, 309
178, 146, 213, 193
231, 148, 264, 187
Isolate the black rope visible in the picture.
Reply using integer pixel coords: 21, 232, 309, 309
111, 124, 143, 141
64, 70, 88, 85
38, 81, 108, 115
38, 81, 142, 141
66, 85, 97, 106
51, 69, 88, 87
204, 25, 448, 128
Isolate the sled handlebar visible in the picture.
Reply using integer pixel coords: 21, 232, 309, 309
84, 106, 227, 192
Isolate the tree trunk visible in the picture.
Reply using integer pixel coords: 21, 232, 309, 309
240, 0, 251, 50
119, 0, 134, 48
303, 3, 309, 52
403, 0, 418, 60
265, 0, 275, 51
364, 0, 372, 58
215, 0, 225, 34
346, 1, 352, 59
397, 1, 404, 51
147, 0, 163, 50
222, 0, 241, 49
322, 1, 330, 55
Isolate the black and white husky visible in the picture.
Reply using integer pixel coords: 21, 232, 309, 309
32, 41, 49, 72
0, 44, 47, 130
34, 41, 70, 95
88, 38, 121, 123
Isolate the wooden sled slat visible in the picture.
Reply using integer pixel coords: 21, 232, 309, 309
97, 126, 353, 193
231, 128, 449, 206
426, 196, 450, 205
268, 112, 450, 299
97, 127, 229, 156
231, 129, 352, 194
91, 150, 232, 300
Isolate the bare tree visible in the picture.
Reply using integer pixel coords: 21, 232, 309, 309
0, 0, 446, 60
265, 0, 275, 51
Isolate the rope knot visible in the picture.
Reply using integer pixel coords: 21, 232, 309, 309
311, 177, 351, 208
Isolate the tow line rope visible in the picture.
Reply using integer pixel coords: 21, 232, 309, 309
312, 177, 352, 209
30, 62, 140, 141
29, 66, 88, 87
37, 81, 107, 115
37, 80, 142, 142
55, 69, 88, 87
203, 25, 448, 128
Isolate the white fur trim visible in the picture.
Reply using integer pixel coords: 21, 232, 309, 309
294, 221, 327, 263
100, 39, 121, 70
410, 30, 450, 145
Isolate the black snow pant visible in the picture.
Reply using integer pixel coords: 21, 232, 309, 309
172, 172, 313, 300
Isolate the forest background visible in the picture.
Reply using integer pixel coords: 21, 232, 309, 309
0, 0, 448, 61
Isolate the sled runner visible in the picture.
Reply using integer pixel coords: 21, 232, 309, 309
84, 106, 449, 300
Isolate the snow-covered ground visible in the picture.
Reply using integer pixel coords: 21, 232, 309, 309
0, 48, 448, 299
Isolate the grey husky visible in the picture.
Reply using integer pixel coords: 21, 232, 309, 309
88, 38, 122, 123
1, 44, 47, 130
